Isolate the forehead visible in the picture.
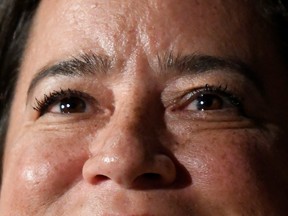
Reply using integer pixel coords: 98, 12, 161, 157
22, 0, 264, 71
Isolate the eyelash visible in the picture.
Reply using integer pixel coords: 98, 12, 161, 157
33, 89, 94, 116
33, 84, 242, 117
173, 84, 243, 110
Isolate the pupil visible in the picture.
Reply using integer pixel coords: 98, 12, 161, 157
196, 94, 222, 111
60, 97, 86, 113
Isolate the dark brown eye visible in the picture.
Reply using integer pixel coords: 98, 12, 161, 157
183, 92, 237, 111
33, 89, 96, 116
194, 94, 223, 111
172, 85, 242, 113
55, 97, 86, 113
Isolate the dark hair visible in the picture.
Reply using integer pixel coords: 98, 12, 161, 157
0, 0, 287, 181
257, 0, 288, 61
0, 0, 40, 180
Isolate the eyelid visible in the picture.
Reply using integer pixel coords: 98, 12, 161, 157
169, 84, 242, 111
33, 88, 97, 116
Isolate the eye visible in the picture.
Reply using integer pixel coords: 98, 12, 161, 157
187, 93, 223, 111
33, 89, 96, 116
50, 97, 86, 114
177, 85, 242, 112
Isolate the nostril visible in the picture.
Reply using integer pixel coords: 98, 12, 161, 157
142, 173, 162, 181
133, 173, 165, 189
91, 174, 110, 184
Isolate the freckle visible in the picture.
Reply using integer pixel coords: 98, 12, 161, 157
221, 153, 227, 160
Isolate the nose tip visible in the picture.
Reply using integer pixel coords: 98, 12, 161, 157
82, 153, 176, 189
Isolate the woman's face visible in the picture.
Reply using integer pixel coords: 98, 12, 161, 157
1, 0, 288, 215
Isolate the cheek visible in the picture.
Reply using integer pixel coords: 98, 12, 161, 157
174, 128, 270, 207
1, 131, 88, 209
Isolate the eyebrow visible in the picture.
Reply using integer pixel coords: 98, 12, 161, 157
27, 52, 112, 95
158, 52, 258, 82
27, 51, 260, 96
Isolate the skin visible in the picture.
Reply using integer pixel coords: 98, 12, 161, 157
1, 0, 288, 215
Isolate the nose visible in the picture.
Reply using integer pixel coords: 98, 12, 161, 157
82, 100, 176, 189
82, 127, 176, 189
